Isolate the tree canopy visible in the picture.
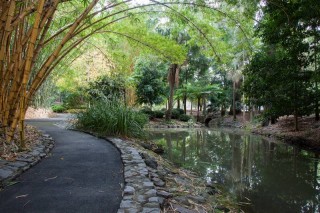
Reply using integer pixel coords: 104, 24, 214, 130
1, 0, 319, 146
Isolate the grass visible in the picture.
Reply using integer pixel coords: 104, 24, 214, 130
75, 99, 148, 138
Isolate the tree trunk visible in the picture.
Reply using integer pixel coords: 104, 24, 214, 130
202, 96, 207, 116
294, 79, 299, 131
197, 97, 201, 121
183, 94, 187, 114
165, 64, 179, 121
249, 103, 254, 122
233, 81, 236, 121
315, 42, 319, 121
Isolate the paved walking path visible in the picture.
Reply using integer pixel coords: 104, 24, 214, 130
0, 117, 124, 213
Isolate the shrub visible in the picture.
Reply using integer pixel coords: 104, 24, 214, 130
176, 108, 185, 115
139, 107, 155, 119
52, 104, 65, 113
153, 110, 164, 118
179, 114, 192, 122
75, 99, 148, 138
63, 93, 84, 109
171, 108, 181, 119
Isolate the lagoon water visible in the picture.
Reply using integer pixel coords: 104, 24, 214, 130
147, 128, 320, 213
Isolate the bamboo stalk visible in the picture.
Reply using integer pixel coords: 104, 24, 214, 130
0, 1, 15, 79
32, 0, 59, 66
17, 0, 45, 148
19, 96, 26, 149
27, 0, 99, 102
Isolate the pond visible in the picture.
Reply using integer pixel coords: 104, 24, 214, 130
147, 128, 320, 213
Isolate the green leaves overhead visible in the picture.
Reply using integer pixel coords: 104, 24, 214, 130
104, 22, 187, 64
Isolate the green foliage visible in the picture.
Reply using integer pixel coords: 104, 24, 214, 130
75, 99, 148, 138
87, 75, 126, 101
134, 56, 168, 107
32, 77, 58, 108
112, 21, 187, 64
171, 108, 183, 119
243, 0, 320, 124
139, 108, 165, 119
51, 104, 66, 113
176, 108, 185, 115
139, 107, 155, 119
243, 46, 313, 119
179, 114, 192, 122
62, 92, 85, 109
153, 110, 165, 119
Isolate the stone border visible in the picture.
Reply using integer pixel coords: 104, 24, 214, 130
0, 133, 54, 188
106, 137, 162, 213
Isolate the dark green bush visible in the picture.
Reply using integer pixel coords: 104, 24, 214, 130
75, 99, 148, 138
51, 104, 65, 113
179, 114, 192, 122
176, 108, 185, 115
139, 107, 155, 119
62, 93, 84, 109
153, 110, 164, 118
171, 109, 181, 119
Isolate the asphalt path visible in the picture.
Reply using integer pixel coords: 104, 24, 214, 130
0, 117, 124, 213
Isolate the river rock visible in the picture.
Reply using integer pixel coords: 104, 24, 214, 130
171, 204, 198, 213
124, 186, 135, 195
174, 196, 190, 205
156, 190, 173, 198
0, 168, 14, 179
141, 153, 158, 169
186, 195, 206, 204
140, 142, 153, 150
153, 178, 165, 187
153, 148, 164, 154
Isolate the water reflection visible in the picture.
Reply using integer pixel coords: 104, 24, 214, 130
148, 128, 320, 213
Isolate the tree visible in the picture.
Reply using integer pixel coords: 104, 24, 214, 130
87, 75, 126, 102
242, 0, 320, 129
243, 46, 313, 130
256, 0, 320, 127
134, 57, 168, 108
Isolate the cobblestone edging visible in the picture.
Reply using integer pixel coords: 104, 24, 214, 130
0, 133, 54, 188
106, 137, 161, 213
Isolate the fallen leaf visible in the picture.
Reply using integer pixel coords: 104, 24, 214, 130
16, 194, 28, 198
44, 176, 58, 182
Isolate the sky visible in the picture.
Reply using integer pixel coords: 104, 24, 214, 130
131, 0, 151, 6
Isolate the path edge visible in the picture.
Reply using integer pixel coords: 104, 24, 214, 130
0, 132, 54, 189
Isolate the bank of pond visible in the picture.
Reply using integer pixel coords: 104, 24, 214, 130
147, 128, 320, 213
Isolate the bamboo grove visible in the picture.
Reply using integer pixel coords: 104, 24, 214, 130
0, 0, 254, 148
0, 0, 119, 147
0, 0, 175, 147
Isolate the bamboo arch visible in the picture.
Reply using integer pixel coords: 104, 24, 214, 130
0, 0, 254, 148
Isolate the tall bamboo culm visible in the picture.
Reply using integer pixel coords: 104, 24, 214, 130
0, 0, 100, 147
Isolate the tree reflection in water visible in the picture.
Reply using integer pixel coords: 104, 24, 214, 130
148, 128, 320, 213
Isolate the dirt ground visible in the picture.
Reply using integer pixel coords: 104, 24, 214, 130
1, 108, 53, 159
25, 107, 54, 119
251, 115, 320, 152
